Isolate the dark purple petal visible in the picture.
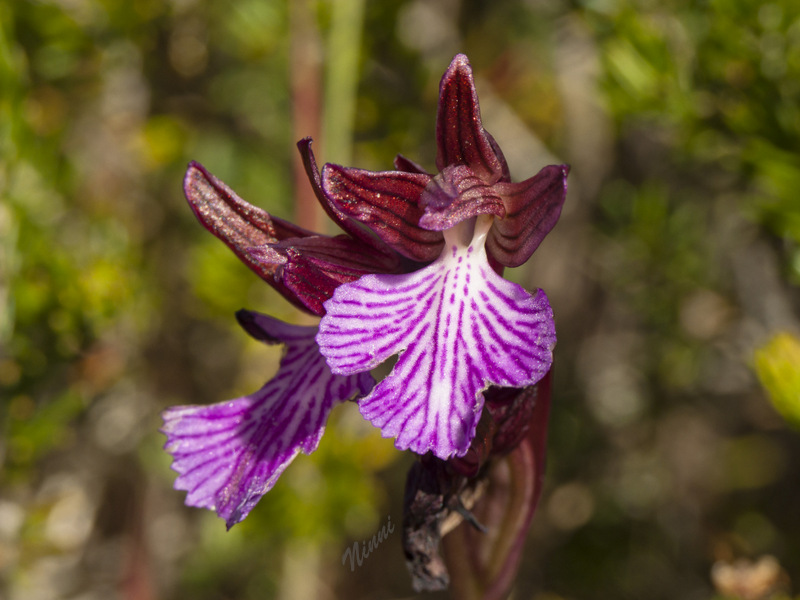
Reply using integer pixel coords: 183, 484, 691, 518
161, 311, 374, 528
485, 131, 511, 182
247, 245, 340, 317
296, 138, 363, 241
394, 154, 430, 175
183, 161, 312, 282
436, 54, 508, 183
488, 164, 569, 267
317, 225, 555, 459
298, 138, 397, 255
269, 234, 401, 276
418, 165, 506, 231
248, 234, 402, 316
321, 163, 444, 262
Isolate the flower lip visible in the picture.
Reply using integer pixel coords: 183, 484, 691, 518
316, 210, 556, 459
161, 309, 374, 528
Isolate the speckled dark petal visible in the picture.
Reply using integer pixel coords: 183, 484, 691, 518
248, 234, 402, 316
488, 164, 569, 267
435, 54, 508, 184
183, 161, 312, 281
183, 162, 320, 313
297, 138, 392, 253
321, 163, 444, 262
418, 165, 506, 231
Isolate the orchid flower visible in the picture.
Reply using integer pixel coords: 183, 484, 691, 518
162, 54, 568, 532
316, 55, 565, 459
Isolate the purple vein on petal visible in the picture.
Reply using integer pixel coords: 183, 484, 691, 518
161, 311, 374, 528
316, 227, 556, 459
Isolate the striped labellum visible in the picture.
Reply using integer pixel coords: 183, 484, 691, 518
317, 216, 555, 459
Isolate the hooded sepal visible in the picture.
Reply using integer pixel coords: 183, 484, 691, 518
418, 165, 506, 231
436, 54, 509, 184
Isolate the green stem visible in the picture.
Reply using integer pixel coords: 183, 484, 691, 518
322, 0, 366, 166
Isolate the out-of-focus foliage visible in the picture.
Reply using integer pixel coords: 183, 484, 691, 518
755, 333, 800, 430
588, 0, 800, 275
1, 0, 798, 599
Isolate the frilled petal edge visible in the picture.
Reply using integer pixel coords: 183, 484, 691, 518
161, 311, 374, 528
317, 218, 556, 459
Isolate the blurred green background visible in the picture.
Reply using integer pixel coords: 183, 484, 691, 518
1, 0, 799, 599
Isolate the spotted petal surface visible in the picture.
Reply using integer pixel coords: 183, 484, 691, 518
317, 219, 556, 459
161, 311, 374, 528
321, 163, 443, 262
436, 54, 508, 183
183, 161, 311, 285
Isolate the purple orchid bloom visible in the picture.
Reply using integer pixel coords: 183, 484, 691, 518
162, 53, 568, 530
316, 54, 566, 459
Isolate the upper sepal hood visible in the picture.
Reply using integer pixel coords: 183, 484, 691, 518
435, 53, 510, 184
319, 53, 569, 269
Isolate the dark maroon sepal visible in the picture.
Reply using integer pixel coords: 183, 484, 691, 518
248, 234, 400, 316
418, 164, 506, 231
435, 54, 508, 184
488, 164, 569, 267
321, 163, 445, 262
269, 234, 401, 278
485, 131, 511, 182
183, 161, 312, 282
394, 153, 430, 175
256, 246, 342, 317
